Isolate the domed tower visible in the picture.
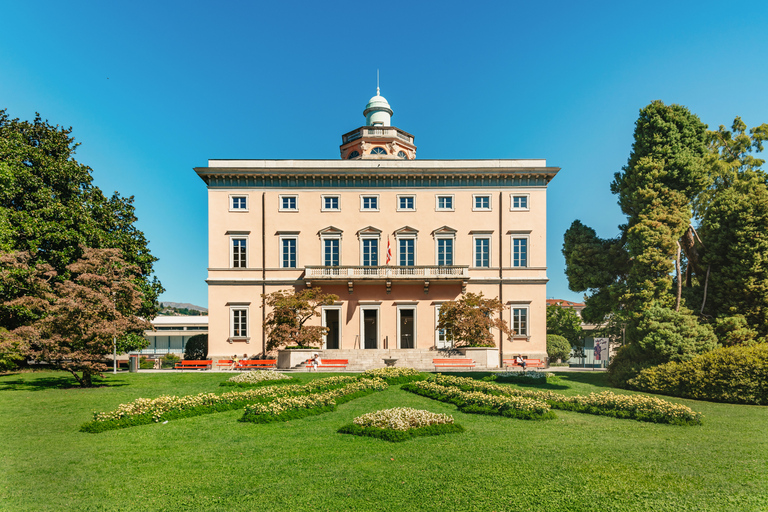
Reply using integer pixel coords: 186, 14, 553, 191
340, 87, 417, 160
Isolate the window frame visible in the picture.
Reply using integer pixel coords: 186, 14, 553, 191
321, 195, 340, 212
510, 193, 530, 211
434, 303, 453, 349
279, 235, 298, 269
360, 235, 380, 266
435, 194, 455, 212
229, 194, 249, 212
229, 306, 249, 341
511, 306, 529, 337
278, 194, 299, 212
511, 235, 529, 268
321, 235, 341, 267
473, 235, 491, 268
472, 194, 492, 211
230, 236, 248, 268
360, 194, 380, 212
397, 235, 416, 266
435, 235, 455, 266
397, 194, 416, 212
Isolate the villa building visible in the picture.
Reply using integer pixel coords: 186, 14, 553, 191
195, 90, 559, 369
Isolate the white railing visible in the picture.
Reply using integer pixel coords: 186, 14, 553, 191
343, 127, 412, 143
305, 265, 469, 279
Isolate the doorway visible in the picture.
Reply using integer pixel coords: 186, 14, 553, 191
363, 309, 378, 349
399, 308, 415, 349
323, 308, 340, 349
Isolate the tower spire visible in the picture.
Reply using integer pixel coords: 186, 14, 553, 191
377, 69, 380, 96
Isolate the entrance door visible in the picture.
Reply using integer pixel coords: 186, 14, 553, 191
324, 309, 340, 349
363, 309, 378, 349
399, 309, 415, 349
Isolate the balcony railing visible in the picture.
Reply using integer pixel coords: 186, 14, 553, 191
305, 265, 468, 279
342, 127, 413, 144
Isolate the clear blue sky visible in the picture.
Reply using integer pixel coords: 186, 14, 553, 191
2, 0, 767, 308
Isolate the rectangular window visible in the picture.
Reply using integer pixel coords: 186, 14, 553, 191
512, 308, 528, 336
473, 195, 491, 211
361, 195, 379, 211
398, 195, 415, 211
362, 238, 378, 266
512, 237, 528, 267
399, 238, 415, 266
437, 238, 453, 266
232, 238, 247, 268
231, 309, 248, 338
323, 238, 340, 266
279, 195, 298, 211
322, 195, 340, 211
281, 238, 297, 268
230, 196, 248, 211
511, 194, 529, 210
436, 195, 454, 211
474, 237, 490, 268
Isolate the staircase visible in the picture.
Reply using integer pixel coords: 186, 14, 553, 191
316, 349, 480, 371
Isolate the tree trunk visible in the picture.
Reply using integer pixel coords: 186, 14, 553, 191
675, 241, 682, 312
700, 264, 711, 315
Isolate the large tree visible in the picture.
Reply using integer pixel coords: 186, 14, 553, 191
1, 248, 149, 386
436, 292, 512, 348
262, 288, 339, 351
0, 110, 163, 329
546, 303, 584, 347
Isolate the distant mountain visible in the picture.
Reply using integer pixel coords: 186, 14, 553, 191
160, 302, 208, 315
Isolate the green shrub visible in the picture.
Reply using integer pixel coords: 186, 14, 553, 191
184, 334, 208, 360
627, 344, 768, 405
712, 315, 760, 346
546, 334, 571, 362
609, 306, 718, 386
358, 367, 428, 385
139, 356, 155, 369
161, 353, 180, 368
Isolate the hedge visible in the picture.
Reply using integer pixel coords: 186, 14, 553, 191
627, 344, 768, 405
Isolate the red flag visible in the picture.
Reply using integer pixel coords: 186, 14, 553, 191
386, 236, 392, 265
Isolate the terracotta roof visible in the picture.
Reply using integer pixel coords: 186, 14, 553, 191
546, 299, 586, 308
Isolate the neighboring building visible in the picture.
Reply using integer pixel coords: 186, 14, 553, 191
546, 298, 608, 368
142, 316, 209, 355
195, 90, 559, 368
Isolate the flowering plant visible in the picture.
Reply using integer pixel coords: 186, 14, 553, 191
353, 407, 454, 431
224, 370, 292, 385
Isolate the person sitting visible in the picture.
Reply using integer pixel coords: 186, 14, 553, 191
310, 353, 321, 372
229, 354, 239, 370
515, 355, 527, 370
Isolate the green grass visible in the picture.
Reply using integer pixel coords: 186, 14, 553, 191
1, 370, 767, 511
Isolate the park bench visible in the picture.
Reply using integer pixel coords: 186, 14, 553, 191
503, 358, 546, 369
433, 358, 475, 369
238, 359, 277, 370
174, 360, 212, 370
305, 358, 348, 370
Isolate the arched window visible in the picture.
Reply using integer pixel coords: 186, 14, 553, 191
397, 151, 407, 159
348, 150, 360, 159
370, 147, 387, 155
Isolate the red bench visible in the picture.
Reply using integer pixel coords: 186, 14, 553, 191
433, 358, 475, 369
503, 358, 546, 369
216, 359, 235, 369
306, 359, 348, 370
174, 360, 212, 370
238, 360, 277, 370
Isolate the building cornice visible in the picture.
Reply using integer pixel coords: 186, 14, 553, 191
195, 160, 559, 188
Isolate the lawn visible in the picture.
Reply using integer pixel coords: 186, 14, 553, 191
1, 370, 767, 511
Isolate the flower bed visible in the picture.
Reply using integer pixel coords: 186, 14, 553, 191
428, 374, 702, 426
358, 367, 428, 385
338, 407, 464, 442
402, 381, 554, 420
240, 379, 388, 423
220, 370, 293, 387
81, 375, 363, 433
485, 371, 558, 385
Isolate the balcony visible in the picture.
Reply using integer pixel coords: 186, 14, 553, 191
304, 265, 469, 293
341, 127, 414, 145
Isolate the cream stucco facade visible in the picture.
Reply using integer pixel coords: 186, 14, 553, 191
195, 92, 559, 369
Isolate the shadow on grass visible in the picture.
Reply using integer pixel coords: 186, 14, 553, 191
556, 371, 612, 388
0, 374, 129, 391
